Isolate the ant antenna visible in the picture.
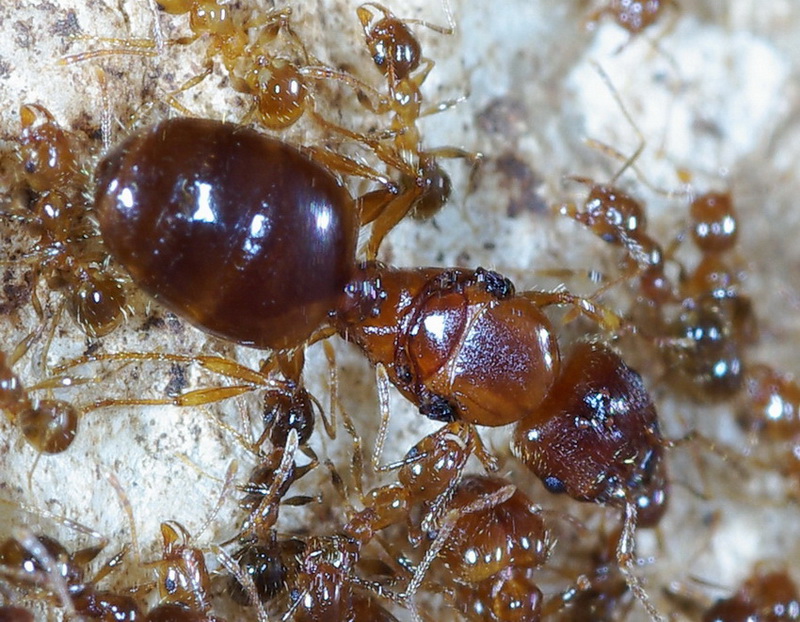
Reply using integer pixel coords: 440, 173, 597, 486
586, 61, 686, 199
106, 471, 140, 564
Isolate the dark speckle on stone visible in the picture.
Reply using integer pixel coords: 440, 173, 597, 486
495, 152, 547, 217
51, 10, 81, 37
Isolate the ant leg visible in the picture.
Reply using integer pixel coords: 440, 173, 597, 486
521, 289, 625, 333
365, 190, 421, 260
194, 460, 239, 541
616, 503, 665, 622
301, 144, 393, 188
323, 342, 368, 494
372, 363, 394, 473
105, 471, 140, 567
58, 36, 158, 65
249, 429, 299, 537
213, 545, 270, 622
467, 427, 499, 473
14, 528, 76, 616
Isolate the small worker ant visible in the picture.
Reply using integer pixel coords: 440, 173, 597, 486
702, 566, 800, 622
429, 475, 550, 622
10, 104, 128, 340
338, 2, 481, 257
586, 1, 676, 36
0, 529, 141, 620
147, 521, 227, 619
0, 345, 78, 454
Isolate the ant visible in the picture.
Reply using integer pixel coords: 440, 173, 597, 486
335, 2, 481, 258
10, 104, 128, 339
145, 520, 236, 621
586, 1, 676, 36
0, 343, 78, 454
425, 475, 550, 622
0, 529, 141, 620
558, 85, 757, 403
702, 566, 800, 622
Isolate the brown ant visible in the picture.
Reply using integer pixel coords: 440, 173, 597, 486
425, 475, 550, 622
0, 529, 141, 620
0, 344, 78, 454
586, 1, 676, 36
10, 104, 128, 339
702, 566, 800, 622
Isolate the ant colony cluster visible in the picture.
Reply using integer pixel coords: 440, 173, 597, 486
0, 0, 798, 620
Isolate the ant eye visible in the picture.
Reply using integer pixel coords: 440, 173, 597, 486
395, 364, 412, 384
419, 395, 457, 422
475, 268, 514, 299
543, 476, 567, 494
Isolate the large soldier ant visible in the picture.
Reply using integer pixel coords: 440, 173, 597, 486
84, 112, 672, 618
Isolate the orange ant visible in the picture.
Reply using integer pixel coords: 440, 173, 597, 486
147, 521, 220, 618
10, 104, 128, 340
328, 2, 483, 258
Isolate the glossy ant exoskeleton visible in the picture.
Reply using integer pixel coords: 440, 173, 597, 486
0, 605, 34, 621
10, 104, 128, 340
430, 475, 550, 622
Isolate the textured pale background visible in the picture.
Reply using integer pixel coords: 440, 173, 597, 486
0, 0, 799, 619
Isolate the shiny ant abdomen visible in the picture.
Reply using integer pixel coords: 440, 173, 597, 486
95, 116, 357, 351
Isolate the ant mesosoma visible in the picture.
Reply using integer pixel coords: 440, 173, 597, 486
9, 104, 128, 339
